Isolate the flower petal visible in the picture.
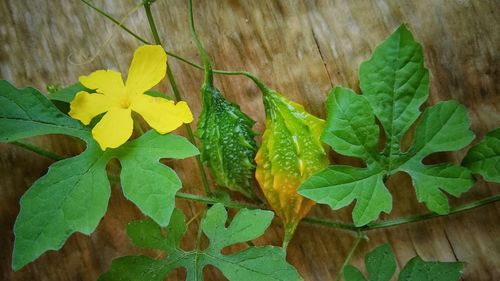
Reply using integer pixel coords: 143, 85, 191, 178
131, 94, 193, 134
79, 69, 125, 98
92, 108, 133, 150
125, 45, 167, 96
69, 91, 117, 125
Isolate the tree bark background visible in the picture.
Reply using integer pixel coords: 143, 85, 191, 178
1, 0, 499, 280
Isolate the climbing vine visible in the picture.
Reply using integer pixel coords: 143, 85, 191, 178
1, 1, 498, 280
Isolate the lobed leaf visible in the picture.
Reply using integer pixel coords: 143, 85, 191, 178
299, 25, 476, 225
344, 244, 463, 281
1, 81, 198, 270
299, 166, 390, 227
99, 204, 302, 281
463, 128, 500, 183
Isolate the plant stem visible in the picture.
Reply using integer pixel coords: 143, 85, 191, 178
143, 0, 212, 196
79, 0, 270, 93
302, 216, 359, 231
143, 1, 162, 45
11, 141, 64, 161
80, 0, 149, 44
9, 136, 500, 232
334, 231, 365, 281
187, 0, 212, 84
360, 194, 500, 230
176, 192, 260, 209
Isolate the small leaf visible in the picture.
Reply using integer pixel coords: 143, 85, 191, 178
47, 82, 90, 103
100, 204, 302, 281
202, 204, 274, 251
322, 87, 380, 165
343, 265, 367, 281
402, 164, 474, 214
299, 166, 390, 226
144, 90, 173, 100
398, 257, 463, 281
463, 128, 500, 183
115, 132, 199, 227
403, 101, 475, 161
344, 244, 463, 281
365, 244, 396, 281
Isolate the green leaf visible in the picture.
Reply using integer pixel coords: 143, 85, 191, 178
299, 25, 476, 225
299, 166, 390, 226
196, 83, 258, 199
114, 132, 199, 226
321, 87, 380, 165
402, 164, 474, 214
403, 101, 475, 162
47, 82, 89, 103
2, 79, 199, 269
364, 244, 396, 281
144, 90, 173, 100
463, 128, 500, 183
12, 142, 109, 271
0, 80, 89, 142
344, 244, 463, 281
99, 204, 302, 281
343, 266, 367, 281
398, 257, 463, 281
399, 101, 475, 213
359, 25, 428, 164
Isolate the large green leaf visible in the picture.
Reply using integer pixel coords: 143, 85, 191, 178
463, 128, 500, 183
99, 204, 302, 281
298, 25, 475, 226
12, 142, 109, 271
1, 80, 199, 270
344, 244, 463, 281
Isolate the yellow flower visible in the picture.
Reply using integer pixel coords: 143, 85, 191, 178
69, 45, 193, 150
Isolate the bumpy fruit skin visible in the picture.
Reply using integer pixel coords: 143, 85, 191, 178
196, 83, 258, 199
256, 90, 329, 241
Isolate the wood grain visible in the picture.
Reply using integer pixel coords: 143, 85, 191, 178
1, 0, 499, 280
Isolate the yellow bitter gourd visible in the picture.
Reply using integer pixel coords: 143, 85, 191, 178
256, 89, 330, 245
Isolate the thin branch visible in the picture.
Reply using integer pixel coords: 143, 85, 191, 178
11, 141, 64, 161
334, 230, 365, 281
143, 0, 213, 196
80, 0, 149, 44
79, 0, 270, 92
360, 194, 500, 230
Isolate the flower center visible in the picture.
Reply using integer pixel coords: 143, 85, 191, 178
119, 97, 131, 109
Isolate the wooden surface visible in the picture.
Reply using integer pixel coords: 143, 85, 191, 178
1, 0, 499, 280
